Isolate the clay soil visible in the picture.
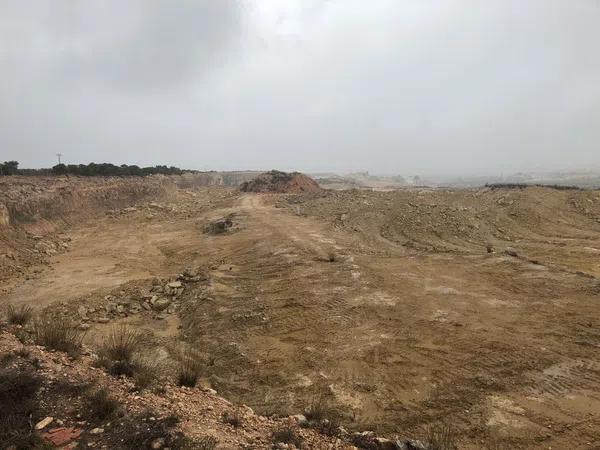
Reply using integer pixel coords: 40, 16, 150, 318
2, 179, 600, 449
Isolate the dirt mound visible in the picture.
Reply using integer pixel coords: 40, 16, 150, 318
239, 170, 321, 193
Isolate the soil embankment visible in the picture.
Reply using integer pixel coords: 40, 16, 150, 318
240, 170, 321, 193
0, 175, 176, 290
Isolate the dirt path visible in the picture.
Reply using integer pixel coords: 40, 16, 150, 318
3, 189, 600, 449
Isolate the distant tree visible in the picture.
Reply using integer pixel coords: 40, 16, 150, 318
52, 163, 68, 175
0, 160, 19, 175
48, 162, 187, 177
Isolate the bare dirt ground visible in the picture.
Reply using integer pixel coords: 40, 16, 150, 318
3, 182, 600, 449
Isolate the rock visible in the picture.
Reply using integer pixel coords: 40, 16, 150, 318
204, 218, 233, 234
142, 302, 152, 311
167, 281, 182, 289
291, 414, 308, 426
90, 427, 104, 435
505, 247, 519, 257
97, 317, 110, 324
395, 439, 427, 450
79, 323, 91, 330
182, 268, 198, 278
40, 428, 83, 447
150, 437, 166, 449
153, 298, 171, 311
77, 306, 88, 320
35, 416, 54, 430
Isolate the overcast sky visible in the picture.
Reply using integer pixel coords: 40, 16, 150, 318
1, 1, 599, 175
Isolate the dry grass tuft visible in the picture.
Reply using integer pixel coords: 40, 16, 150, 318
221, 410, 243, 428
85, 388, 121, 421
424, 423, 457, 450
33, 315, 84, 357
272, 427, 303, 447
176, 350, 202, 387
5, 304, 34, 325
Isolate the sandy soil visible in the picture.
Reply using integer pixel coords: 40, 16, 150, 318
3, 185, 600, 449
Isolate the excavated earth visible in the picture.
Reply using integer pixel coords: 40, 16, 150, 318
2, 176, 600, 449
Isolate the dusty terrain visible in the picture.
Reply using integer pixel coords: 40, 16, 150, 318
2, 176, 600, 449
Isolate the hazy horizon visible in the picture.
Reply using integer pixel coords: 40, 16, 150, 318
1, 1, 599, 176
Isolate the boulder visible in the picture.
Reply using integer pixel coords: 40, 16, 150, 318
153, 298, 171, 312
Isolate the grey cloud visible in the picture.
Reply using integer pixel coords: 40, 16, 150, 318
0, 0, 599, 174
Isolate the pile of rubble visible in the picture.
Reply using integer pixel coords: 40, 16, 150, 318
73, 268, 207, 327
240, 170, 322, 194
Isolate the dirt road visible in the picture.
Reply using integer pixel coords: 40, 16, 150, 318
4, 187, 600, 449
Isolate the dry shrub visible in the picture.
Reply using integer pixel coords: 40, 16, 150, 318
304, 393, 340, 437
85, 388, 121, 421
176, 350, 202, 387
117, 413, 201, 449
0, 366, 47, 448
272, 427, 303, 447
98, 326, 143, 376
424, 423, 457, 450
196, 435, 218, 450
221, 410, 243, 428
5, 304, 33, 325
133, 357, 161, 391
33, 315, 84, 357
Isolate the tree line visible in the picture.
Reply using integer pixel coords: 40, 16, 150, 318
1, 161, 188, 176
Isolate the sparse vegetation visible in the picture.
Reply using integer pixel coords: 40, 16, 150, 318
133, 357, 161, 391
117, 413, 202, 450
0, 365, 47, 448
304, 394, 341, 437
305, 395, 330, 423
222, 410, 243, 428
196, 435, 218, 450
5, 304, 34, 325
97, 325, 143, 376
272, 426, 303, 447
424, 423, 457, 450
485, 182, 582, 191
177, 353, 202, 387
85, 388, 121, 421
33, 315, 84, 356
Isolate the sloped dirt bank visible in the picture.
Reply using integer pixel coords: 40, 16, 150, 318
0, 176, 176, 291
